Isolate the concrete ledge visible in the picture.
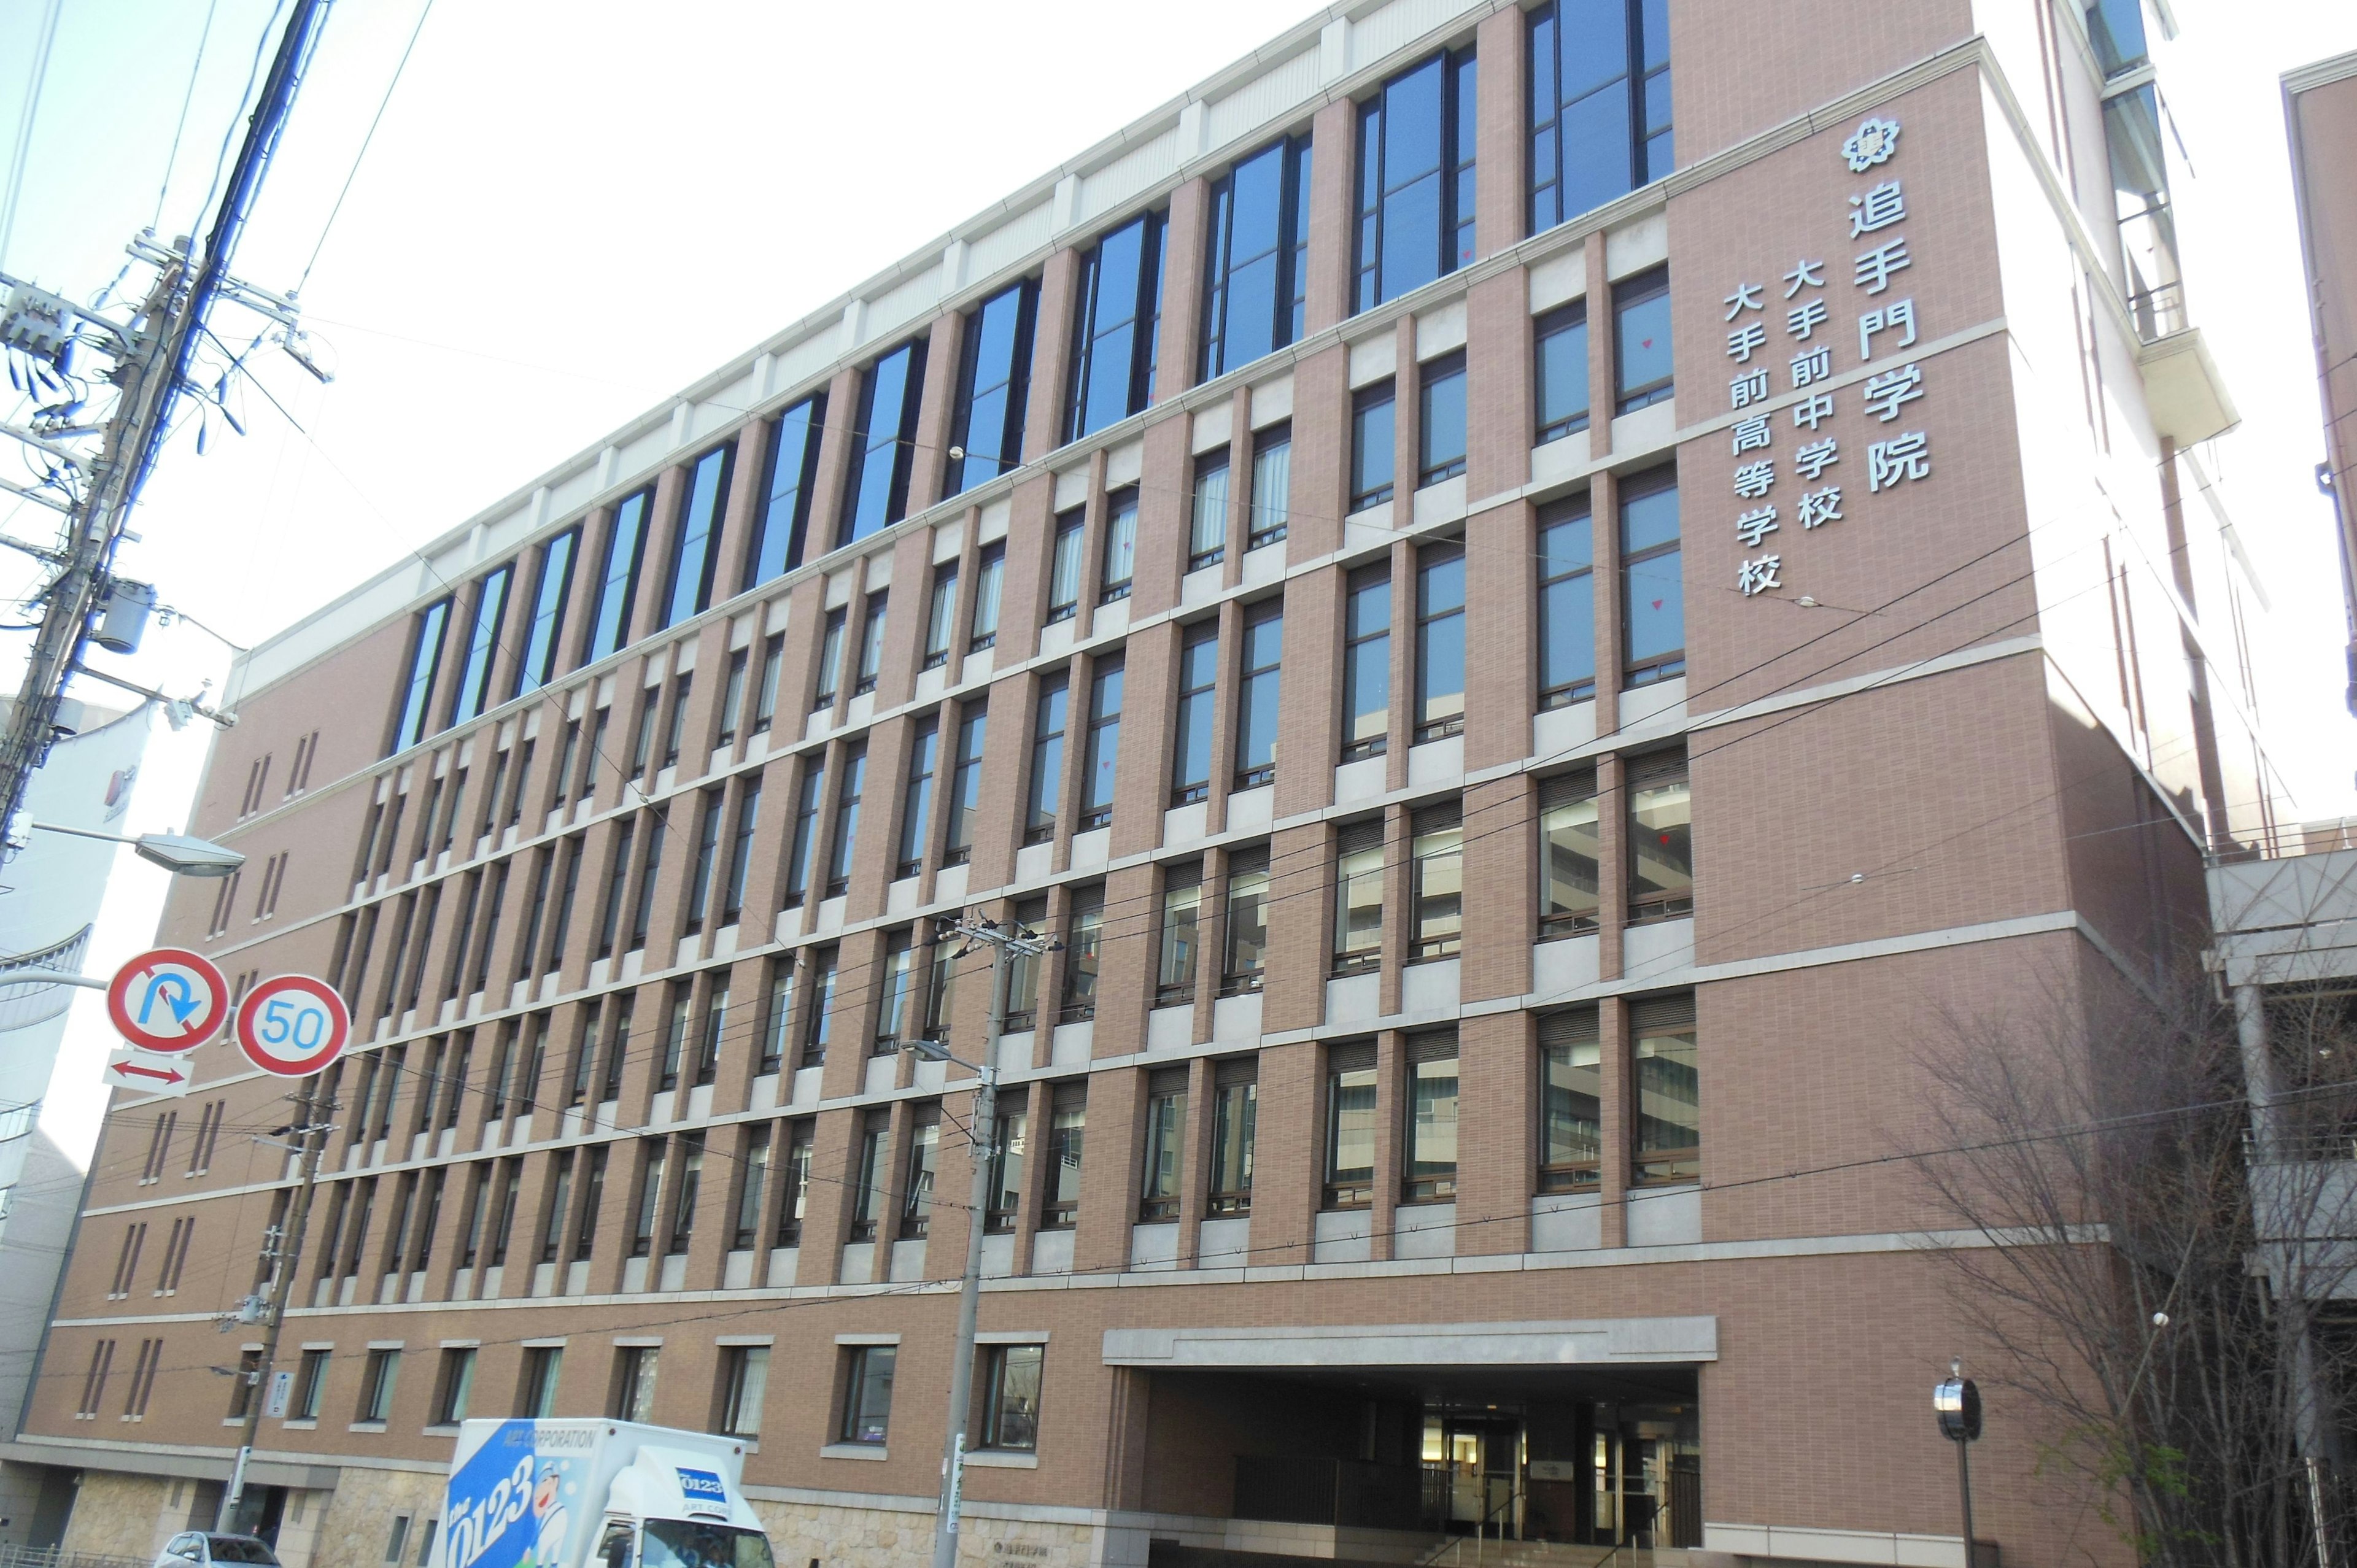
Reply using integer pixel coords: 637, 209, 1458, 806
1103, 1315, 1716, 1368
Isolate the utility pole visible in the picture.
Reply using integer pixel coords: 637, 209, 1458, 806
902, 914, 1056, 1568
222, 1084, 334, 1529
0, 0, 330, 834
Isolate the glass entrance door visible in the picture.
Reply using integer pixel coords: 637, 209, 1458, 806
1439, 1418, 1522, 1536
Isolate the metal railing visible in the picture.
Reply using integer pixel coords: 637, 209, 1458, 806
0, 1545, 152, 1568
1415, 1485, 1523, 1568
0, 924, 91, 1032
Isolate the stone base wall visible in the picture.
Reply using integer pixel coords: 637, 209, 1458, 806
306, 1462, 447, 1568
59, 1472, 172, 1562
748, 1497, 1097, 1568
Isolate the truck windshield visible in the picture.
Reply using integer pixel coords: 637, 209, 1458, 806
640, 1521, 776, 1568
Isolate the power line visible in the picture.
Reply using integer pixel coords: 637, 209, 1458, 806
295, 0, 438, 296
152, 0, 226, 233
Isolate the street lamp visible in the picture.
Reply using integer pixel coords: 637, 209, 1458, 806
18, 818, 244, 876
1934, 1359, 1983, 1567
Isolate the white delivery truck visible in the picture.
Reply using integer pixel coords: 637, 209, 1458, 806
430, 1419, 776, 1568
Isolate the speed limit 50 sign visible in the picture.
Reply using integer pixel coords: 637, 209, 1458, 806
235, 974, 351, 1078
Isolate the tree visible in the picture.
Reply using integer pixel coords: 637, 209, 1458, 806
1914, 965, 2357, 1567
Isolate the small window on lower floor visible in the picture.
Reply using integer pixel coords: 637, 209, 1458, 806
840, 1345, 896, 1444
611, 1345, 659, 1422
357, 1348, 401, 1424
717, 1345, 769, 1438
981, 1343, 1044, 1451
431, 1346, 476, 1426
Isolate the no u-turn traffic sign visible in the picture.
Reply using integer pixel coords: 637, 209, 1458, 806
106, 948, 228, 1052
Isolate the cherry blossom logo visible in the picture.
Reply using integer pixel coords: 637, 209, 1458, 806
1843, 115, 1902, 174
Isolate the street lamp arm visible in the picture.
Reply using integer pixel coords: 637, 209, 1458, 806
0, 967, 106, 991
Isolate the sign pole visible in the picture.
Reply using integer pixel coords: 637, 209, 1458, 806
223, 1079, 332, 1527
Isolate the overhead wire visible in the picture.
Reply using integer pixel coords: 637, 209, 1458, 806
293, 0, 437, 296
152, 0, 226, 233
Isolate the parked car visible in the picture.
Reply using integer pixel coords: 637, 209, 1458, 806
153, 1533, 280, 1568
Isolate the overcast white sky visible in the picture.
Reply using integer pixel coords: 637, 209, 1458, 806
0, 0, 2353, 1165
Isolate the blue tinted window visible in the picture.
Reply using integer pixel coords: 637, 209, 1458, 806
1613, 268, 1673, 412
1066, 212, 1166, 442
392, 599, 451, 754
1538, 503, 1595, 705
1356, 48, 1477, 314
946, 281, 1037, 496
1619, 473, 1682, 684
1170, 631, 1218, 803
841, 342, 928, 548
2085, 0, 2148, 75
1535, 304, 1590, 442
746, 395, 824, 589
1528, 0, 1672, 237
1418, 352, 1466, 485
515, 528, 578, 698
1352, 386, 1396, 511
450, 565, 513, 727
1201, 134, 1312, 381
586, 489, 652, 664
662, 444, 733, 630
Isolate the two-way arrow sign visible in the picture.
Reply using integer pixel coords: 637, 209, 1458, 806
104, 1047, 195, 1097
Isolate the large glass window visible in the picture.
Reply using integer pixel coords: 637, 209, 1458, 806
1612, 268, 1673, 412
1404, 1034, 1459, 1202
814, 608, 847, 708
801, 952, 835, 1068
1527, 0, 1673, 235
585, 489, 652, 664
848, 1111, 890, 1242
897, 720, 938, 879
685, 789, 723, 935
1539, 771, 1601, 934
986, 1106, 1027, 1232
1619, 471, 1682, 684
946, 280, 1037, 496
392, 599, 451, 753
981, 1345, 1043, 1452
718, 1346, 768, 1439
1101, 489, 1138, 601
746, 395, 824, 589
1026, 678, 1068, 844
451, 565, 511, 727
724, 781, 759, 925
826, 745, 865, 898
776, 1122, 813, 1243
1356, 48, 1479, 312
1081, 662, 1122, 830
1171, 628, 1218, 805
1324, 1044, 1378, 1208
1418, 352, 1467, 485
1627, 749, 1692, 921
875, 935, 916, 1054
1201, 133, 1313, 380
1221, 846, 1270, 994
1139, 1070, 1186, 1219
854, 592, 888, 697
840, 1345, 895, 1443
1047, 511, 1085, 623
840, 341, 927, 547
1539, 1008, 1602, 1191
923, 566, 959, 670
899, 1106, 940, 1238
1343, 568, 1390, 760
1534, 303, 1590, 443
629, 814, 665, 951
1042, 1086, 1086, 1229
1190, 453, 1231, 572
515, 530, 578, 699
1061, 887, 1104, 1022
1415, 546, 1466, 742
1248, 425, 1291, 549
1234, 606, 1282, 789
2085, 0, 2149, 75
1209, 1059, 1256, 1214
1539, 497, 1596, 706
2105, 84, 2185, 339
970, 544, 1005, 651
1631, 995, 1698, 1184
1066, 211, 1166, 442
1351, 384, 1396, 511
1332, 820, 1385, 975
662, 443, 733, 630
944, 706, 986, 865
1157, 865, 1201, 1006
1411, 801, 1463, 959
783, 755, 825, 908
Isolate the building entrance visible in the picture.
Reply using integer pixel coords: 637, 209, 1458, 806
1428, 1416, 1521, 1535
